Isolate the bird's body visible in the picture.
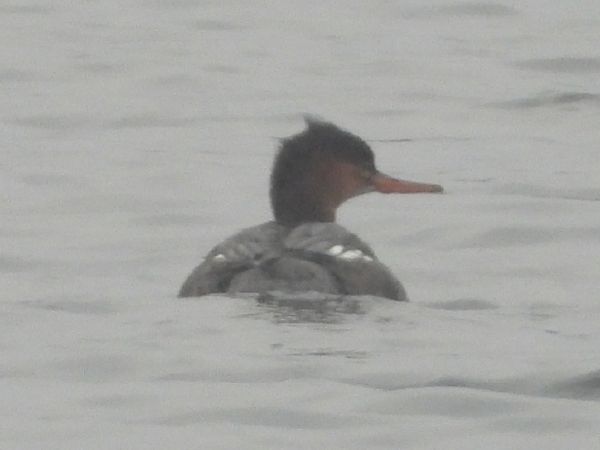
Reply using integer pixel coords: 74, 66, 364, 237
179, 221, 405, 300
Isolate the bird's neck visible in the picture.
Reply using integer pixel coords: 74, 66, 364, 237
271, 182, 337, 227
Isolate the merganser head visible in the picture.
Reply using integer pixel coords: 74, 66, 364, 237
270, 118, 443, 227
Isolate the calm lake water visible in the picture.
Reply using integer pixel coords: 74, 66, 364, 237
2, 1, 600, 448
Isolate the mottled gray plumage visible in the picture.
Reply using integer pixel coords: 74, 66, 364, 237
178, 222, 406, 300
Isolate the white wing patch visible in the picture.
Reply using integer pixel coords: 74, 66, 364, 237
326, 246, 374, 263
212, 253, 227, 263
340, 249, 362, 260
209, 243, 265, 266
326, 245, 344, 256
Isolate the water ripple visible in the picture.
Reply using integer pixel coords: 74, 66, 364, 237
405, 2, 518, 19
491, 91, 600, 109
515, 57, 600, 74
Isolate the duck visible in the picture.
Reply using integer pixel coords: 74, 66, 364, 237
178, 118, 443, 301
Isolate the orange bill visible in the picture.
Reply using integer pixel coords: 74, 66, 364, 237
372, 172, 443, 194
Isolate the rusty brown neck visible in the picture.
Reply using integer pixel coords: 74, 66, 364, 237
271, 157, 345, 228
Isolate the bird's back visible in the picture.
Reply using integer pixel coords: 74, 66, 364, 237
178, 222, 405, 301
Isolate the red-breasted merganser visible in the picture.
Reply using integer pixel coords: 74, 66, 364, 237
179, 118, 443, 300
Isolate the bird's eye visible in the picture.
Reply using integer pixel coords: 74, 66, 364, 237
361, 169, 371, 179
360, 165, 375, 180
